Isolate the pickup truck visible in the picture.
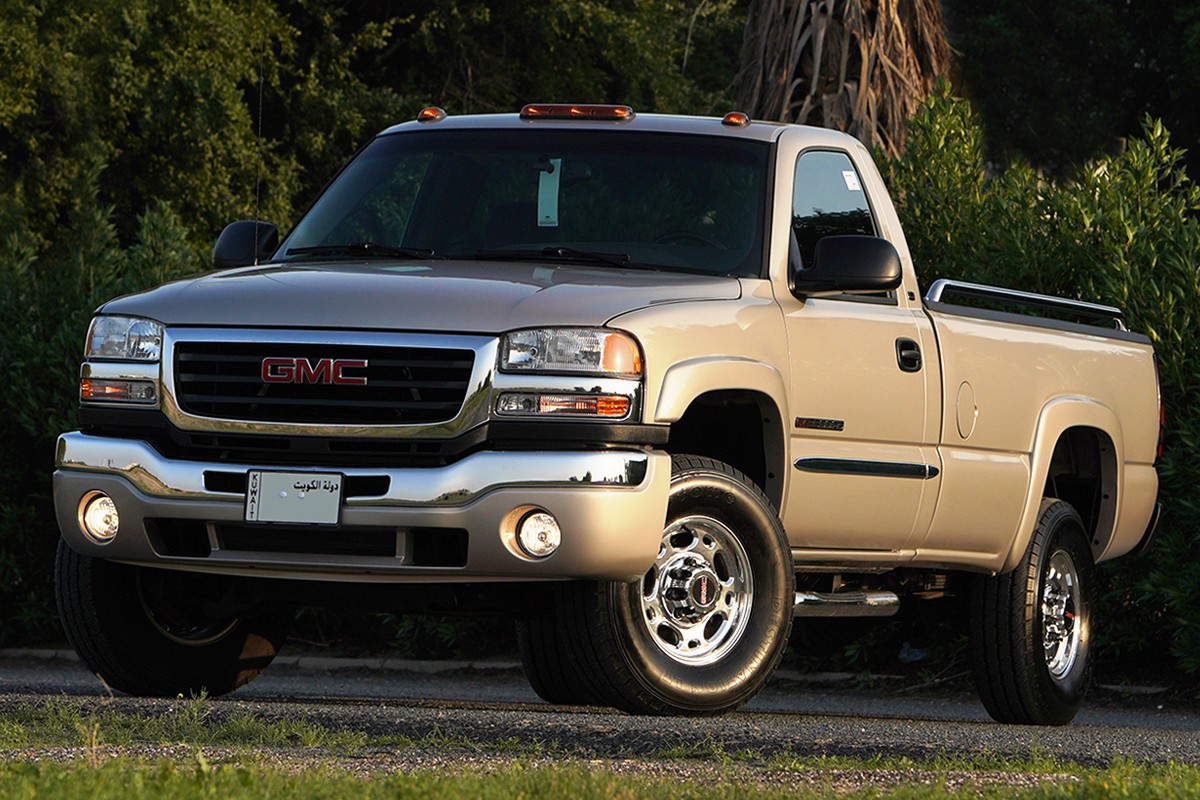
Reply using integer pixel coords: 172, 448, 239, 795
53, 104, 1161, 725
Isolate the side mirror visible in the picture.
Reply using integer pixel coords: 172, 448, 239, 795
212, 221, 279, 269
789, 234, 903, 297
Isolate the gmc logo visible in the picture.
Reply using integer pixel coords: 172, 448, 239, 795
261, 357, 369, 385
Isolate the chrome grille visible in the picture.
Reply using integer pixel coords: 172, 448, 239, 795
174, 342, 474, 425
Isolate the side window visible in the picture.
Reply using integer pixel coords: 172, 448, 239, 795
792, 150, 875, 268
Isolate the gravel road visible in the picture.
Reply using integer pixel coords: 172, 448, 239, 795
3, 650, 1198, 773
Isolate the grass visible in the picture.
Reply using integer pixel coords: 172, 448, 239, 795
649, 735, 1074, 778
3, 697, 1200, 797
1, 758, 1199, 799
0, 696, 392, 752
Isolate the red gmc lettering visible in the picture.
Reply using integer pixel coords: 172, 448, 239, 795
260, 358, 368, 385
296, 358, 332, 384
261, 357, 296, 383
332, 359, 368, 385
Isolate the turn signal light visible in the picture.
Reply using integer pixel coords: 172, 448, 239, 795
520, 104, 635, 121
497, 393, 631, 418
600, 334, 642, 375
80, 379, 158, 404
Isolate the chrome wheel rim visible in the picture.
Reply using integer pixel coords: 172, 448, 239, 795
1042, 549, 1082, 680
639, 514, 753, 665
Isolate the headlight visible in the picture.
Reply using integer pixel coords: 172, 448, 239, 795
500, 328, 642, 377
86, 316, 163, 361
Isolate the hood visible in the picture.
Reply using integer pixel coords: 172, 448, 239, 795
100, 259, 741, 332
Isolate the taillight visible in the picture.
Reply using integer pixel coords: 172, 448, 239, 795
1155, 357, 1164, 462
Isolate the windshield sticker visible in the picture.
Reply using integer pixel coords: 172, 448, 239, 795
842, 170, 862, 192
538, 158, 563, 227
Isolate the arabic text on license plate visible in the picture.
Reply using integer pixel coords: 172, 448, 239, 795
245, 471, 343, 525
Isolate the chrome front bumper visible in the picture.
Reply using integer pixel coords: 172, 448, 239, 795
54, 432, 671, 582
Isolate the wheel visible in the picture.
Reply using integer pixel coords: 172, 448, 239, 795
516, 617, 600, 705
55, 539, 291, 697
555, 455, 793, 715
970, 499, 1094, 725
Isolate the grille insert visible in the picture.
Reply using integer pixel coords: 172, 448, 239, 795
212, 524, 469, 565
216, 524, 399, 558
175, 342, 474, 425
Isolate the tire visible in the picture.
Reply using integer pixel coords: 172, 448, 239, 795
970, 499, 1094, 725
516, 617, 600, 705
55, 539, 291, 697
556, 455, 794, 715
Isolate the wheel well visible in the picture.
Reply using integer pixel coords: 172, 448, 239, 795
1043, 426, 1118, 553
664, 390, 784, 508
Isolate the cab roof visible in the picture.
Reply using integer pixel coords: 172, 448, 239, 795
378, 104, 796, 144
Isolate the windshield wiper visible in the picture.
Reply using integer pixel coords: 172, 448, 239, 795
287, 242, 438, 259
474, 246, 632, 269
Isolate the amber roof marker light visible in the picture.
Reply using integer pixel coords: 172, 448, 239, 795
722, 111, 751, 127
520, 104, 636, 121
417, 106, 448, 123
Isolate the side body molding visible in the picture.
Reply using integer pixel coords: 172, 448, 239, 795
1001, 396, 1123, 574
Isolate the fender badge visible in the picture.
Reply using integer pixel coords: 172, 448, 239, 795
794, 417, 845, 432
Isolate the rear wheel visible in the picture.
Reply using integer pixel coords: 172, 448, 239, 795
55, 539, 291, 697
970, 499, 1094, 725
554, 455, 793, 715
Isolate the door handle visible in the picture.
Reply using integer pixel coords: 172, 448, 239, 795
896, 338, 922, 373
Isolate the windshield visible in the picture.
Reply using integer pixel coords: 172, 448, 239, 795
280, 129, 769, 277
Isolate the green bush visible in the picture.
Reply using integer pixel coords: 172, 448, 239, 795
0, 163, 203, 645
883, 85, 1200, 672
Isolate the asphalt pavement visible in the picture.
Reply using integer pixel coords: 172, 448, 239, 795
2, 649, 1198, 767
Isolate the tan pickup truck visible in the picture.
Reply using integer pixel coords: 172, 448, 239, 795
53, 104, 1160, 725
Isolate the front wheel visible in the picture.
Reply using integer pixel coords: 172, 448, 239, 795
970, 499, 1094, 725
55, 539, 291, 697
556, 455, 793, 715
516, 612, 602, 706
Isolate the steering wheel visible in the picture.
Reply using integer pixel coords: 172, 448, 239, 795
653, 230, 726, 249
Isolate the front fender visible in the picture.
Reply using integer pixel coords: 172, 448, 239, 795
652, 356, 789, 510
653, 356, 787, 424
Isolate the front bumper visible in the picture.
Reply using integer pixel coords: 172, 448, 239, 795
54, 432, 671, 582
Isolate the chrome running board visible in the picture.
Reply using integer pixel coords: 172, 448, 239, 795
793, 590, 900, 618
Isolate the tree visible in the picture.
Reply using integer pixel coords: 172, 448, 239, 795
946, 0, 1200, 174
733, 0, 949, 156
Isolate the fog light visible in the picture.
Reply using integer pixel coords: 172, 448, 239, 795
79, 492, 119, 543
516, 510, 561, 558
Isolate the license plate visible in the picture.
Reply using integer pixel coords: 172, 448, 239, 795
245, 471, 343, 525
